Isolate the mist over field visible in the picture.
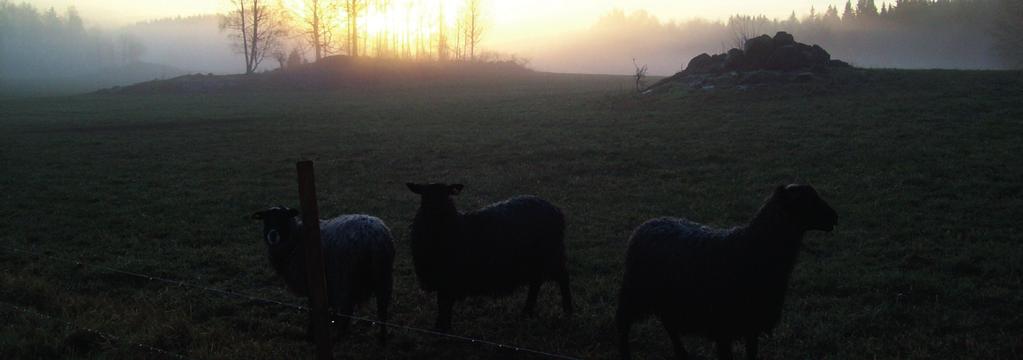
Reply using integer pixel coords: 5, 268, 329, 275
1, 0, 1020, 95
517, 5, 1009, 76
2, 1, 1023, 359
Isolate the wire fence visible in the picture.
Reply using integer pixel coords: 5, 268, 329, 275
0, 300, 196, 360
0, 244, 583, 360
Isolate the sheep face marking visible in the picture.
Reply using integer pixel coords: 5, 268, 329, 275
252, 206, 301, 248
778, 184, 838, 232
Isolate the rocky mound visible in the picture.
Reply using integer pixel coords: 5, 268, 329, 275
647, 32, 853, 93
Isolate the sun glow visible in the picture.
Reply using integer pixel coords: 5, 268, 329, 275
282, 0, 465, 59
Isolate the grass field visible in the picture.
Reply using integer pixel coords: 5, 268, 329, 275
1, 70, 1021, 359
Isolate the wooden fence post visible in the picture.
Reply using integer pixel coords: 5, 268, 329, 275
296, 161, 333, 360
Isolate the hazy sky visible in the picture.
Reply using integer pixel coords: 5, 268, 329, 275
29, 1, 849, 29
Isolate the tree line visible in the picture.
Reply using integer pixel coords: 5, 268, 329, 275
0, 1, 148, 79
548, 0, 1020, 76
221, 0, 490, 74
725, 0, 1021, 68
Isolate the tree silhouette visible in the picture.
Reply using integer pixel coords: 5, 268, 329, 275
297, 0, 340, 61
843, 0, 856, 22
437, 0, 449, 61
823, 5, 841, 26
728, 15, 769, 49
857, 0, 879, 19
633, 58, 648, 92
460, 0, 484, 60
341, 0, 369, 57
220, 0, 289, 74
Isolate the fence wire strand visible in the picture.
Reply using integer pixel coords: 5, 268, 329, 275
0, 244, 582, 360
0, 300, 196, 360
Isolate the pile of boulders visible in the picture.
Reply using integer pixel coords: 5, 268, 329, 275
645, 32, 853, 93
685, 32, 849, 75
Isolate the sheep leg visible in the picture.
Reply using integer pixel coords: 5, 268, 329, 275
715, 338, 734, 360
557, 270, 574, 315
305, 317, 315, 343
375, 279, 392, 345
523, 280, 541, 316
436, 291, 454, 332
615, 308, 632, 360
335, 298, 354, 340
659, 319, 688, 360
744, 335, 758, 360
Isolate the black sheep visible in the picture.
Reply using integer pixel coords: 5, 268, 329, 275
252, 206, 395, 344
616, 184, 837, 360
406, 183, 573, 331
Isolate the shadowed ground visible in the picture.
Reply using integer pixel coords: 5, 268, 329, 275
0, 70, 1020, 359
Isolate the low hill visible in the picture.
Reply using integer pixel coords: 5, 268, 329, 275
99, 57, 534, 95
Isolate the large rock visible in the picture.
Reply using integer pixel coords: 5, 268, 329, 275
809, 44, 831, 64
829, 59, 852, 68
724, 48, 746, 71
773, 31, 796, 47
744, 34, 775, 68
765, 45, 808, 71
710, 53, 727, 69
651, 32, 853, 94
685, 53, 715, 74
739, 70, 783, 84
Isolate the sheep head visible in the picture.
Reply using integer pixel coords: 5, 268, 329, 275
407, 183, 463, 199
774, 184, 837, 232
251, 206, 301, 248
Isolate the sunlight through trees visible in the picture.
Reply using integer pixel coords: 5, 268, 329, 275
279, 0, 489, 61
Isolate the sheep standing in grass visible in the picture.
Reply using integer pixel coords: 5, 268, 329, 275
406, 183, 573, 331
617, 184, 837, 360
251, 206, 395, 344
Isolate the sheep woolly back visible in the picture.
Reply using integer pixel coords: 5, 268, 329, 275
270, 214, 395, 308
409, 195, 566, 297
618, 189, 817, 338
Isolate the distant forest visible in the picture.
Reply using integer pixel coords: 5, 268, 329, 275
0, 2, 211, 93
0, 2, 149, 79
534, 0, 1022, 75
728, 0, 1021, 69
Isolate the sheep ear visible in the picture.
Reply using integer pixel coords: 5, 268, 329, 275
448, 184, 464, 195
251, 212, 264, 220
287, 209, 300, 217
407, 183, 423, 194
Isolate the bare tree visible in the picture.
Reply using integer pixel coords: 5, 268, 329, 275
287, 48, 306, 68
221, 0, 289, 74
437, 0, 449, 61
459, 0, 484, 61
341, 0, 369, 56
297, 0, 340, 61
272, 48, 287, 69
633, 58, 648, 93
728, 15, 768, 50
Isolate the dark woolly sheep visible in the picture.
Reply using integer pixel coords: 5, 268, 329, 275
617, 184, 837, 360
251, 206, 395, 344
406, 183, 573, 331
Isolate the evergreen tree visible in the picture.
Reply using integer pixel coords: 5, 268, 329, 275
857, 0, 879, 18
843, 0, 856, 21
786, 11, 799, 27
824, 5, 842, 25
